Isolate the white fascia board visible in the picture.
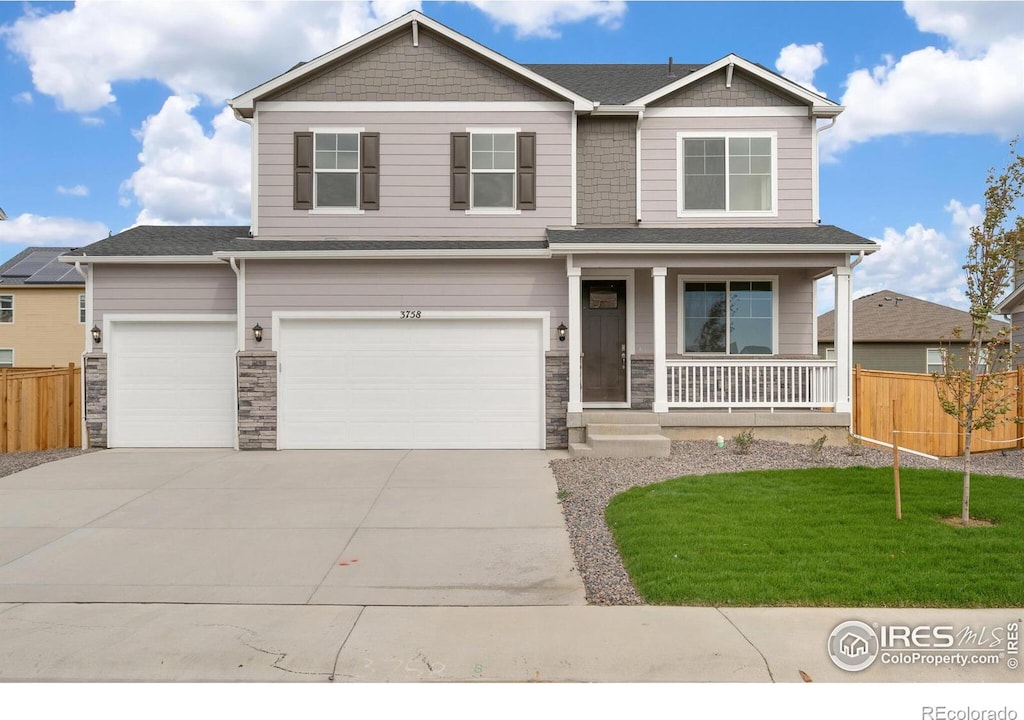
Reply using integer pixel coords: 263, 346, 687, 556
548, 243, 878, 255
231, 11, 593, 113
257, 101, 573, 113
996, 283, 1024, 313
590, 105, 644, 116
59, 256, 224, 264
212, 248, 553, 260
644, 106, 808, 118
632, 53, 839, 111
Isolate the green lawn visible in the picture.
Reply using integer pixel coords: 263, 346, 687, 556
605, 467, 1024, 607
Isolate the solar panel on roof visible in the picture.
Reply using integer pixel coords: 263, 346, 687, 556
25, 256, 80, 283
3, 251, 58, 278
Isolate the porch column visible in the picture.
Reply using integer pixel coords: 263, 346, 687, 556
833, 266, 853, 414
652, 267, 668, 413
567, 264, 583, 413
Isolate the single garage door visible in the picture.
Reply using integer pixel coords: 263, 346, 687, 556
107, 320, 237, 447
277, 317, 545, 449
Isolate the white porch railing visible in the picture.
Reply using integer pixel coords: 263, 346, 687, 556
666, 358, 837, 409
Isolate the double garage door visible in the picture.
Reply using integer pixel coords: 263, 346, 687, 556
106, 316, 545, 449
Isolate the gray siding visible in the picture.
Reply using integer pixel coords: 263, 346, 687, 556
257, 109, 573, 238
1015, 311, 1024, 367
265, 27, 556, 103
243, 259, 568, 350
91, 264, 236, 349
651, 68, 804, 108
576, 116, 636, 225
640, 115, 814, 226
819, 342, 958, 373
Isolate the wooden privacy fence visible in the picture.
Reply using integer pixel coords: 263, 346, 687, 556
853, 364, 1024, 457
0, 364, 81, 452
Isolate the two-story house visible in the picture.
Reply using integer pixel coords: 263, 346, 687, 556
65, 11, 875, 453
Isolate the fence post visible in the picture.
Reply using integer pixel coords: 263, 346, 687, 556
66, 363, 75, 449
1017, 366, 1023, 451
0, 369, 6, 453
853, 364, 862, 435
892, 398, 902, 520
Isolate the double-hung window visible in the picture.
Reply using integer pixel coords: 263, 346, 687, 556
678, 133, 776, 215
450, 130, 536, 212
293, 129, 379, 212
79, 293, 86, 324
0, 295, 12, 324
926, 348, 945, 374
680, 279, 775, 355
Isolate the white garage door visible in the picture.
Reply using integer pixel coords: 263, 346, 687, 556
108, 320, 237, 447
277, 317, 545, 449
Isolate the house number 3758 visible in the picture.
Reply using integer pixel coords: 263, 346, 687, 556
400, 310, 422, 319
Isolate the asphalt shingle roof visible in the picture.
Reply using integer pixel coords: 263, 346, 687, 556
546, 226, 875, 246
0, 247, 83, 285
525, 63, 703, 105
818, 289, 1010, 343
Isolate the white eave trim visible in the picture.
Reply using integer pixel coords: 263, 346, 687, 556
230, 10, 593, 114
257, 101, 573, 113
58, 255, 226, 265
996, 283, 1024, 313
548, 243, 878, 255
211, 248, 553, 260
590, 105, 645, 116
631, 53, 840, 112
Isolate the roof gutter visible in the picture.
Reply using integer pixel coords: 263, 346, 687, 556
549, 243, 879, 255
211, 248, 553, 261
58, 255, 226, 265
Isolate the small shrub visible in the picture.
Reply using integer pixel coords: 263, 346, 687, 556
732, 429, 755, 454
845, 434, 864, 457
808, 434, 827, 461
556, 489, 571, 503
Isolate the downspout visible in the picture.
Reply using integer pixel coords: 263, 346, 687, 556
812, 116, 837, 224
635, 108, 644, 224
73, 261, 91, 449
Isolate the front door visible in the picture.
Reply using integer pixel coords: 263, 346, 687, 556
582, 279, 627, 403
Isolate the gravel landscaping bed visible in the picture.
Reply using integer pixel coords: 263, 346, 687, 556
0, 448, 96, 479
550, 439, 1024, 606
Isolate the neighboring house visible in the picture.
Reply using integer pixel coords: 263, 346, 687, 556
63, 11, 876, 452
996, 278, 1024, 368
818, 289, 1011, 374
0, 247, 85, 368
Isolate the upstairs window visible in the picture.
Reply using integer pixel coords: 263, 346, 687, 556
293, 130, 379, 212
678, 133, 776, 215
0, 295, 12, 323
471, 133, 516, 209
79, 293, 86, 324
450, 130, 536, 212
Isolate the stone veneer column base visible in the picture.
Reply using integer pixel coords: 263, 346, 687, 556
630, 357, 654, 410
84, 352, 108, 449
237, 351, 278, 450
545, 353, 569, 449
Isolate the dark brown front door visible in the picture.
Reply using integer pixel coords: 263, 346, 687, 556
582, 279, 627, 402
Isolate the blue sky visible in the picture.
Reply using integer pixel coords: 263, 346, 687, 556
0, 1, 1022, 313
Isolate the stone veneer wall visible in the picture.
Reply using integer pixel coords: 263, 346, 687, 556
237, 351, 277, 450
545, 353, 569, 449
630, 357, 654, 410
84, 353, 107, 448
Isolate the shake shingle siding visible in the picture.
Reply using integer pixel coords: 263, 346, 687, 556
576, 116, 637, 225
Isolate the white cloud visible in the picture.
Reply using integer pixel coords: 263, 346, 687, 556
56, 184, 89, 197
3, 1, 625, 113
0, 214, 109, 246
817, 199, 981, 313
822, 2, 1024, 159
12, 91, 32, 105
463, 1, 626, 39
119, 95, 251, 226
80, 116, 104, 127
775, 42, 826, 95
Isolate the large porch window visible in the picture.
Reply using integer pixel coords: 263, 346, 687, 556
680, 279, 775, 355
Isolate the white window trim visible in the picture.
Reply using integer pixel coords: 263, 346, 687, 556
309, 126, 364, 213
466, 126, 520, 214
926, 347, 944, 374
0, 348, 13, 368
676, 275, 779, 356
676, 131, 779, 218
0, 294, 12, 324
79, 293, 86, 324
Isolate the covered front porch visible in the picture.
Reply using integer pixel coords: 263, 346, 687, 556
547, 227, 871, 453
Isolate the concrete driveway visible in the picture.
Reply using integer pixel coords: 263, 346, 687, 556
0, 449, 585, 606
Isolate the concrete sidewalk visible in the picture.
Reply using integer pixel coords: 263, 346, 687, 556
0, 603, 1018, 682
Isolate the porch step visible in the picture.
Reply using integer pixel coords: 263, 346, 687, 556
585, 423, 664, 436
569, 430, 672, 458
580, 411, 659, 425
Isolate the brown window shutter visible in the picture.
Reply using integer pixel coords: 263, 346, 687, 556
360, 132, 380, 210
517, 132, 536, 210
294, 132, 313, 210
451, 132, 470, 210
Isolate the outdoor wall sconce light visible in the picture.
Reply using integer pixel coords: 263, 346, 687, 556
557, 323, 567, 342
91, 326, 101, 344
252, 323, 263, 343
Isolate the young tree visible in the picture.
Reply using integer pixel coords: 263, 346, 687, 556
934, 138, 1024, 524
